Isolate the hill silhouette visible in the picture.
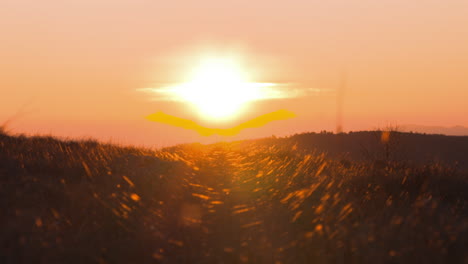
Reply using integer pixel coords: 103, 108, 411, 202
1, 131, 468, 263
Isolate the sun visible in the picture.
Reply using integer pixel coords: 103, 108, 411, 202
169, 57, 266, 120
142, 55, 298, 134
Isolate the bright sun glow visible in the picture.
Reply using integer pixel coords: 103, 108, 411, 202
168, 58, 270, 120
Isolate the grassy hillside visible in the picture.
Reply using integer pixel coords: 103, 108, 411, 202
1, 131, 468, 263
244, 131, 468, 170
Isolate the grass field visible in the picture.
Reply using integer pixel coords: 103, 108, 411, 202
1, 131, 468, 263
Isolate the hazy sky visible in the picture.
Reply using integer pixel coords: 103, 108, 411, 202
1, 0, 468, 147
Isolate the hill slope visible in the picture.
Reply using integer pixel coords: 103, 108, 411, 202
1, 132, 468, 263
245, 131, 468, 169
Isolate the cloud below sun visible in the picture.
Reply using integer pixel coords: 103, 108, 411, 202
138, 82, 318, 136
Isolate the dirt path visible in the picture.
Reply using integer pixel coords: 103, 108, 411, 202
176, 146, 295, 263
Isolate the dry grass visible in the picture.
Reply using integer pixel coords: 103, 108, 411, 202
1, 132, 467, 263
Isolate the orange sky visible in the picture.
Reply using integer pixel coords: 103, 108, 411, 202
1, 0, 468, 147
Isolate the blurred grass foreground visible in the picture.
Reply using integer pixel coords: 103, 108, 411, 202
1, 130, 468, 263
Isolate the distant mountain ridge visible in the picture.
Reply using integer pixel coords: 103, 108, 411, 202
400, 124, 468, 136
